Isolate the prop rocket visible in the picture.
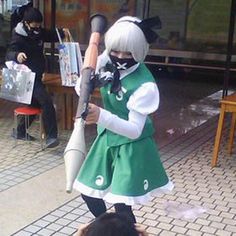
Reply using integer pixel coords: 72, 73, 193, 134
64, 14, 107, 193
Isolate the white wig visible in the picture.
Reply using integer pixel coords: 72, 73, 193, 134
104, 16, 149, 62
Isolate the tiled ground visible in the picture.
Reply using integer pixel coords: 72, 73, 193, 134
1, 75, 236, 236
10, 115, 236, 236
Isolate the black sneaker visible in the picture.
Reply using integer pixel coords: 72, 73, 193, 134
11, 128, 36, 141
45, 138, 59, 148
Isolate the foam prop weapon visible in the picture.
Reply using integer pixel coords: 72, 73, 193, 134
64, 14, 107, 193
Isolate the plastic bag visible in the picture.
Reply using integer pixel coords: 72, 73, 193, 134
0, 61, 35, 104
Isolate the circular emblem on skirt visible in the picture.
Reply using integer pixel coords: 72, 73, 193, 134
144, 179, 149, 191
95, 175, 104, 186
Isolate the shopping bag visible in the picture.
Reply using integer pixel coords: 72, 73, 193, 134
56, 29, 83, 87
0, 62, 35, 104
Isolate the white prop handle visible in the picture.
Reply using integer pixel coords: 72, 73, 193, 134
64, 118, 86, 193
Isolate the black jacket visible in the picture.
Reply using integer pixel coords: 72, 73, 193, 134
5, 22, 64, 85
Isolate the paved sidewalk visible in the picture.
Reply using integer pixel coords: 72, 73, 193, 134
0, 87, 236, 235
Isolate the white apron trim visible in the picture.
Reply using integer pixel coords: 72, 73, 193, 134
73, 180, 174, 206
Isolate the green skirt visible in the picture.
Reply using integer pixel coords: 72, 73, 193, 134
73, 132, 173, 205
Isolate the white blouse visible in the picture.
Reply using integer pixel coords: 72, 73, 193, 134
97, 51, 160, 139
75, 51, 160, 139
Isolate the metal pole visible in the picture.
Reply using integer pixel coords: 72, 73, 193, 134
146, 0, 150, 18
50, 0, 56, 73
142, 0, 150, 18
0, 0, 3, 14
183, 0, 190, 45
33, 0, 39, 8
222, 0, 236, 98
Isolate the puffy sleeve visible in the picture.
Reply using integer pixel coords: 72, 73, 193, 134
97, 82, 160, 139
127, 82, 160, 115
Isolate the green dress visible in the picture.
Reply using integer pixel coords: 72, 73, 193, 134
74, 64, 173, 205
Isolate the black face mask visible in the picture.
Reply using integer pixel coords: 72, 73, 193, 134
30, 26, 41, 34
24, 23, 42, 40
109, 54, 137, 70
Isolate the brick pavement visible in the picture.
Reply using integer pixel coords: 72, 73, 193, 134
0, 94, 236, 236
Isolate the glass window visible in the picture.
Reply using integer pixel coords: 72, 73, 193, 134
148, 0, 233, 54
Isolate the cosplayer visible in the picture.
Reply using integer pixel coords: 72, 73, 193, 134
74, 16, 174, 223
